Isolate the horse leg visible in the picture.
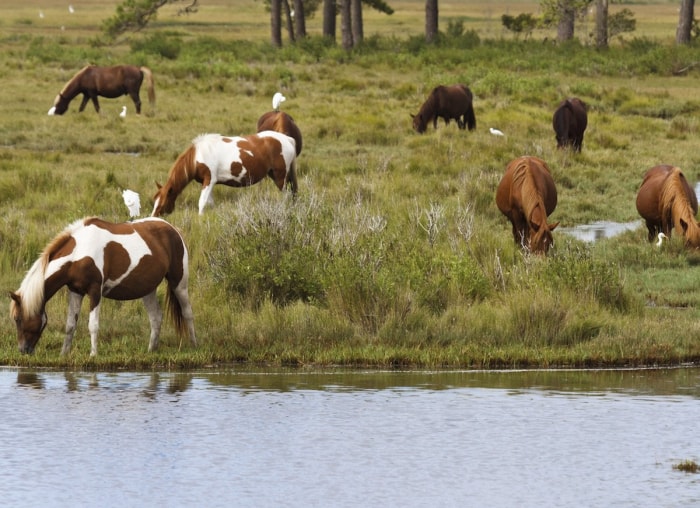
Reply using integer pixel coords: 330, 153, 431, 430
130, 92, 142, 114
86, 299, 102, 357
198, 174, 214, 214
142, 290, 163, 352
61, 291, 84, 356
79, 94, 90, 112
173, 284, 197, 347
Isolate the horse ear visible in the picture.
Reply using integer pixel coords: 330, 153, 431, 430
155, 181, 162, 190
9, 291, 21, 305
680, 218, 689, 234
410, 113, 415, 119
548, 221, 560, 232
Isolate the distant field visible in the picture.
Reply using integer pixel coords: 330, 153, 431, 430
0, 0, 685, 43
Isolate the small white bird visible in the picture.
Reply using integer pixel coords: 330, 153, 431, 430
656, 232, 668, 247
68, 4, 74, 13
120, 106, 127, 118
489, 127, 505, 137
122, 189, 141, 218
47, 106, 56, 116
272, 92, 286, 111
39, 10, 44, 19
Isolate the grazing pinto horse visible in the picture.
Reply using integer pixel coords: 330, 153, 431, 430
496, 156, 559, 254
411, 84, 476, 133
152, 131, 298, 216
48, 65, 155, 115
553, 98, 588, 152
636, 164, 700, 247
9, 217, 197, 356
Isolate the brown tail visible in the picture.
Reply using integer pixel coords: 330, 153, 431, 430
165, 285, 187, 337
140, 66, 156, 105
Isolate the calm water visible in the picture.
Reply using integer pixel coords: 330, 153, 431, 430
1, 367, 699, 507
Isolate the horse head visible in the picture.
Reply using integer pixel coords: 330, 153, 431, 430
529, 220, 559, 254
9, 292, 47, 354
151, 182, 176, 217
49, 94, 70, 115
411, 113, 427, 133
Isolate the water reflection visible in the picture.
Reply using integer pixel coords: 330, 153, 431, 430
559, 220, 642, 243
2, 367, 699, 507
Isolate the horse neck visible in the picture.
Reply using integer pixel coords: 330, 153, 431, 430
419, 93, 437, 119
59, 66, 89, 100
515, 164, 547, 229
166, 145, 197, 196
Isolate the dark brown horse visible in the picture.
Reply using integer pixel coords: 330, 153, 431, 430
411, 84, 476, 133
9, 217, 197, 356
496, 156, 559, 254
636, 164, 700, 247
552, 98, 588, 152
48, 65, 155, 115
257, 112, 303, 156
152, 131, 298, 216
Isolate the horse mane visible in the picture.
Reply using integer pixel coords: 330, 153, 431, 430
59, 65, 91, 96
418, 89, 438, 121
513, 160, 546, 229
661, 167, 700, 244
15, 218, 86, 317
165, 141, 199, 193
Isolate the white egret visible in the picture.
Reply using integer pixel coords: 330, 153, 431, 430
489, 127, 505, 136
272, 92, 286, 111
48, 106, 56, 116
68, 5, 74, 13
122, 189, 141, 218
120, 106, 127, 118
656, 232, 667, 247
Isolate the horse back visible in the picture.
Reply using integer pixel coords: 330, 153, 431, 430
636, 165, 696, 222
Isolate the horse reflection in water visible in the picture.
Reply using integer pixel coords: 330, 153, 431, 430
636, 164, 700, 247
9, 217, 197, 356
496, 156, 559, 255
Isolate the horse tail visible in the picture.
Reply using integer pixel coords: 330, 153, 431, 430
140, 66, 156, 105
165, 281, 188, 337
465, 102, 476, 131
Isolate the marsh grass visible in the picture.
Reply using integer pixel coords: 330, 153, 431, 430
2, 1, 700, 369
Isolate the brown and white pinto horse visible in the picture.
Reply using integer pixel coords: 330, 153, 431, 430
553, 98, 588, 152
151, 131, 298, 216
636, 164, 700, 247
9, 217, 196, 356
496, 156, 559, 254
48, 65, 155, 115
411, 84, 476, 133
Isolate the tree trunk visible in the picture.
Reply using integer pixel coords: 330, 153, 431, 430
676, 0, 695, 44
351, 0, 363, 46
340, 0, 353, 50
557, 0, 576, 42
293, 0, 306, 39
595, 0, 608, 48
271, 0, 282, 47
283, 0, 295, 42
425, 0, 438, 43
323, 0, 336, 40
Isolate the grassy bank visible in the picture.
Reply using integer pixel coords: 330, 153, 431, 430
2, 1, 700, 370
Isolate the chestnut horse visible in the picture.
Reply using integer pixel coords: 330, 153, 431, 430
636, 164, 700, 247
411, 84, 476, 133
496, 156, 559, 254
257, 112, 303, 156
48, 65, 155, 115
9, 217, 196, 356
553, 98, 588, 152
152, 131, 298, 216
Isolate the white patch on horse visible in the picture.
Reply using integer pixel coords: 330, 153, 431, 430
65, 223, 152, 295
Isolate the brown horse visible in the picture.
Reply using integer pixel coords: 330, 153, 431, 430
496, 156, 559, 254
411, 84, 476, 133
48, 65, 155, 115
152, 131, 298, 216
9, 217, 196, 356
552, 98, 588, 152
636, 164, 700, 247
257, 112, 303, 156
